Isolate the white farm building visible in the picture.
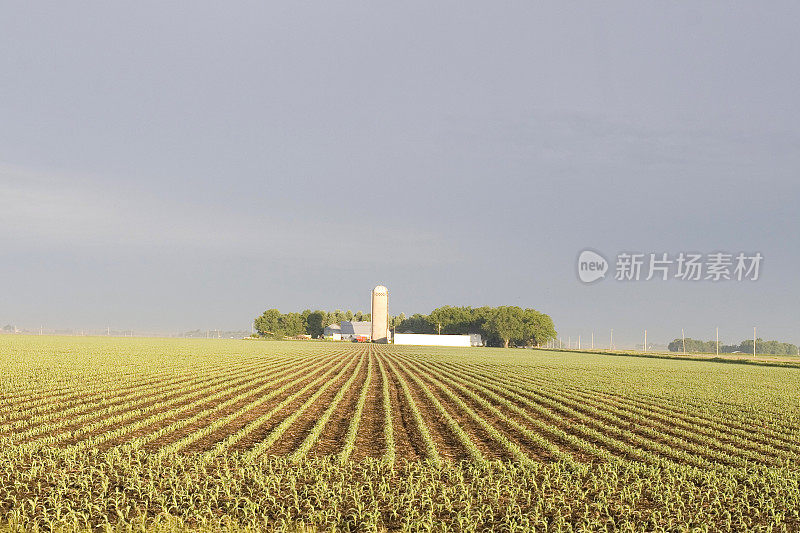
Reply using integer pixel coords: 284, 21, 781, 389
322, 285, 482, 347
393, 333, 482, 347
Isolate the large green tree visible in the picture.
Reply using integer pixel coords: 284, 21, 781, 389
398, 313, 435, 334
486, 306, 525, 348
390, 313, 407, 330
521, 308, 556, 346
429, 306, 476, 335
254, 309, 281, 337
306, 310, 326, 338
279, 313, 305, 336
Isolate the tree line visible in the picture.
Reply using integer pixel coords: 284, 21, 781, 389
254, 305, 557, 348
667, 337, 799, 356
397, 306, 556, 348
254, 309, 372, 339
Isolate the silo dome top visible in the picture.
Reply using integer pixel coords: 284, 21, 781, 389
373, 285, 388, 294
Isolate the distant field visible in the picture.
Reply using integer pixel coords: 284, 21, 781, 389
1, 336, 799, 531
540, 346, 800, 366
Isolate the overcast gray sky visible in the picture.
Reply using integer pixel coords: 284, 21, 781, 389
1, 2, 798, 346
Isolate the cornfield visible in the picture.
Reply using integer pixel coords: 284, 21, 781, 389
1, 336, 798, 531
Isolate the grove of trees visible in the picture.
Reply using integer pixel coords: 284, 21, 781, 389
254, 309, 371, 339
398, 306, 556, 348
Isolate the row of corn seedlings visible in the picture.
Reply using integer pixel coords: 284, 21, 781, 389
240, 352, 363, 461
338, 353, 373, 463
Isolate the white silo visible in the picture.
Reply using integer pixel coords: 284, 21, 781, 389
371, 285, 389, 343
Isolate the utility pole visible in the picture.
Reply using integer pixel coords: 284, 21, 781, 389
682, 328, 686, 355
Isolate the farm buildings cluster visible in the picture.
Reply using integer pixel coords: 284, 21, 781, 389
323, 285, 482, 347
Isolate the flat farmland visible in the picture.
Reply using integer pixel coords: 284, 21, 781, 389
1, 336, 799, 531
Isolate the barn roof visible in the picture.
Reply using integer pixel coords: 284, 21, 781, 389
340, 321, 372, 336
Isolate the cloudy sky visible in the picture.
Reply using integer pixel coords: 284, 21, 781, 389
1, 2, 798, 346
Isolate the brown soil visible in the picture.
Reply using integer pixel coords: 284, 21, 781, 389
179, 357, 345, 453
515, 382, 746, 466
439, 364, 619, 462
500, 381, 734, 466
56, 361, 277, 448
25, 379, 239, 447
623, 391, 800, 450
564, 386, 793, 464
0, 370, 195, 431
388, 357, 474, 462
106, 361, 310, 450
405, 361, 511, 461
223, 356, 359, 455
416, 362, 560, 461
265, 354, 364, 457
351, 353, 387, 461
381, 356, 423, 462
307, 353, 371, 458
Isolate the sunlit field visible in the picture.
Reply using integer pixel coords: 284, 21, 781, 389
1, 335, 798, 531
